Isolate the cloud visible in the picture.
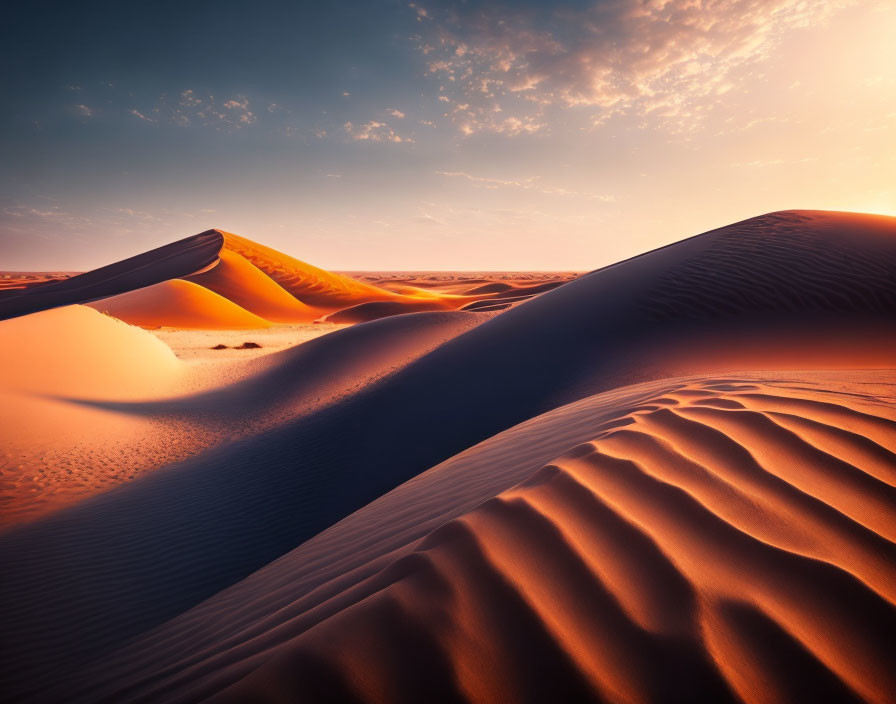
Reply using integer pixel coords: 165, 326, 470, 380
74, 104, 93, 117
413, 0, 856, 134
387, 108, 406, 118
344, 120, 413, 143
140, 90, 257, 130
438, 170, 615, 201
128, 108, 155, 123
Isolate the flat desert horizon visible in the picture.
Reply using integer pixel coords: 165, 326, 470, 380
3, 0, 896, 702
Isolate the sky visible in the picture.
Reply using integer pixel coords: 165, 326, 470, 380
2, 0, 895, 271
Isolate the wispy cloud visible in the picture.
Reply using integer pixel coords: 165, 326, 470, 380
438, 171, 615, 201
127, 90, 257, 130
344, 120, 413, 143
413, 0, 857, 134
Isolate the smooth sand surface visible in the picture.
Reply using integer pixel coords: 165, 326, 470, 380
0, 210, 894, 703
86, 279, 273, 329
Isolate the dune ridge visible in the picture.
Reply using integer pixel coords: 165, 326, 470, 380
219, 231, 399, 309
0, 228, 571, 328
0, 231, 223, 321
184, 248, 319, 323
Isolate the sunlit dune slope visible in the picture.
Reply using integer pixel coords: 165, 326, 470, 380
0, 306, 184, 526
0, 227, 563, 328
0, 305, 179, 398
0, 231, 223, 321
219, 230, 399, 309
1, 210, 895, 703
184, 248, 319, 323
86, 279, 271, 329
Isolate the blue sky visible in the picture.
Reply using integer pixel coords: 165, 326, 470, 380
2, 0, 894, 270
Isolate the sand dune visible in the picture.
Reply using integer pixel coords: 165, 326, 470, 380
206, 375, 896, 704
185, 248, 319, 323
0, 306, 184, 526
7, 373, 895, 703
1, 210, 894, 703
86, 279, 272, 329
0, 310, 484, 529
0, 231, 223, 321
321, 298, 452, 323
0, 229, 568, 328
220, 231, 399, 310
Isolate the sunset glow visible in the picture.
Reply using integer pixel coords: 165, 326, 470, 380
2, 0, 895, 270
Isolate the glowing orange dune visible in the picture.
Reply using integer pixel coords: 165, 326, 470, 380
184, 248, 320, 323
219, 230, 401, 310
86, 279, 272, 329
0, 228, 571, 328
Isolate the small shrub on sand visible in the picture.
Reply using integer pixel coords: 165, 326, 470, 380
236, 341, 261, 349
211, 343, 228, 350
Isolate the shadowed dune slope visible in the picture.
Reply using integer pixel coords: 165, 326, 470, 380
0, 231, 223, 321
1, 211, 895, 702
86, 279, 272, 329
184, 248, 319, 323
220, 231, 398, 309
0, 310, 482, 531
21, 372, 896, 704
207, 375, 896, 704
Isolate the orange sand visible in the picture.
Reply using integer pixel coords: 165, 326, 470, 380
86, 279, 272, 329
184, 249, 320, 323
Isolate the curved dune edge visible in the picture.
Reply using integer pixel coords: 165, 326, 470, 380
86, 279, 272, 329
0, 310, 485, 530
184, 248, 320, 323
0, 305, 180, 398
219, 231, 400, 310
50, 371, 896, 704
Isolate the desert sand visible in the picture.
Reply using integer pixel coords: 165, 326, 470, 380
0, 210, 894, 703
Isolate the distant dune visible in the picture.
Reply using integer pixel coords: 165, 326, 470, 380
184, 248, 319, 323
0, 210, 894, 703
0, 231, 223, 321
86, 279, 272, 329
0, 229, 565, 328
219, 230, 399, 310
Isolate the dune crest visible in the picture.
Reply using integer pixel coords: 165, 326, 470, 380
219, 231, 399, 309
184, 248, 319, 323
